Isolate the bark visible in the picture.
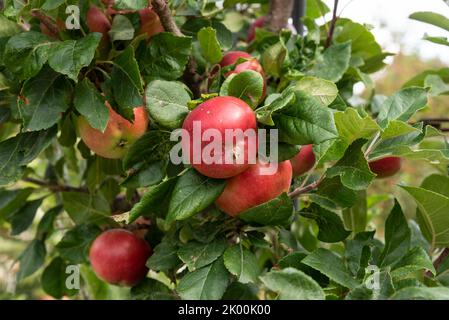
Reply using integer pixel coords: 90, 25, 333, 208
265, 0, 295, 33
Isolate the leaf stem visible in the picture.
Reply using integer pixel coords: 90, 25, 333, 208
288, 175, 326, 199
364, 131, 381, 158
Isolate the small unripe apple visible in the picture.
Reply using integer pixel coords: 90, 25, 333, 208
86, 5, 111, 38
368, 156, 402, 178
181, 96, 258, 179
138, 7, 164, 39
89, 229, 152, 287
247, 16, 266, 43
290, 144, 315, 177
220, 51, 266, 101
77, 103, 149, 159
216, 160, 292, 216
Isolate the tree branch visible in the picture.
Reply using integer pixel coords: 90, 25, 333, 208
23, 177, 88, 193
325, 0, 339, 48
288, 176, 325, 199
265, 0, 294, 33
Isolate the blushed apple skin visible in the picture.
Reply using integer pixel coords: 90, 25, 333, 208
247, 16, 266, 43
220, 51, 266, 100
89, 229, 152, 287
139, 8, 164, 38
368, 156, 402, 178
216, 160, 292, 216
77, 103, 149, 159
182, 96, 258, 179
86, 6, 111, 37
290, 144, 316, 177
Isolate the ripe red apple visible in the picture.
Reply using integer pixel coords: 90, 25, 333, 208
77, 103, 149, 159
86, 5, 111, 38
290, 144, 316, 177
89, 229, 152, 287
247, 16, 266, 43
181, 96, 258, 179
368, 156, 402, 178
216, 160, 292, 216
138, 8, 164, 39
220, 51, 266, 101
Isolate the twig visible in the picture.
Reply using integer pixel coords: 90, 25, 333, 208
325, 0, 339, 48
288, 175, 325, 199
23, 177, 88, 193
364, 131, 381, 158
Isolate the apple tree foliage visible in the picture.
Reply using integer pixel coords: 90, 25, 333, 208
1, 0, 449, 300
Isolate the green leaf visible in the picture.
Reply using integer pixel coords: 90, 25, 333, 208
42, 257, 78, 299
128, 178, 177, 223
0, 15, 20, 37
255, 91, 295, 126
379, 200, 411, 266
56, 224, 101, 264
305, 0, 329, 19
4, 31, 53, 80
274, 90, 338, 145
222, 282, 258, 300
391, 247, 436, 279
344, 231, 376, 277
301, 204, 351, 243
401, 185, 449, 248
177, 258, 229, 300
17, 239, 46, 281
260, 268, 325, 300
326, 139, 375, 190
309, 41, 351, 82
113, 0, 147, 10
8, 198, 43, 235
0, 189, 34, 220
371, 123, 424, 158
423, 35, 449, 47
239, 193, 293, 226
48, 33, 101, 82
377, 87, 428, 128
261, 41, 287, 78
130, 278, 175, 300
342, 190, 367, 233
381, 120, 421, 139
141, 32, 192, 80
223, 243, 261, 284
334, 108, 380, 144
61, 192, 111, 225
109, 15, 135, 42
74, 78, 109, 132
0, 127, 57, 186
178, 238, 226, 272
182, 19, 232, 50
220, 70, 264, 108
147, 237, 180, 272
197, 27, 222, 64
166, 169, 226, 223
294, 76, 338, 106
314, 176, 358, 210
145, 80, 191, 129
421, 174, 449, 198
302, 248, 360, 289
121, 160, 167, 189
424, 74, 449, 96
111, 46, 143, 119
42, 0, 65, 10
409, 11, 449, 32
20, 67, 71, 131
391, 287, 449, 300
36, 205, 63, 240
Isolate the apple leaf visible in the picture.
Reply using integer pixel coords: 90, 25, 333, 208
309, 41, 351, 82
239, 192, 293, 226
166, 169, 226, 223
147, 236, 181, 272
197, 27, 222, 64
409, 11, 449, 32
7, 198, 43, 236
223, 243, 261, 284
16, 239, 46, 281
391, 287, 449, 300
61, 192, 111, 225
56, 224, 101, 264
113, 0, 147, 10
334, 108, 380, 144
145, 80, 191, 129
391, 247, 435, 279
48, 33, 101, 82
178, 237, 226, 272
220, 70, 264, 109
294, 76, 338, 106
260, 268, 325, 300
42, 257, 78, 299
109, 15, 135, 42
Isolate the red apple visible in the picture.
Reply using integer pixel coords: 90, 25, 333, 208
216, 160, 292, 216
89, 229, 152, 287
290, 144, 316, 177
220, 51, 266, 101
86, 5, 111, 38
181, 96, 258, 179
247, 16, 266, 43
77, 103, 149, 159
368, 156, 402, 178
138, 7, 164, 39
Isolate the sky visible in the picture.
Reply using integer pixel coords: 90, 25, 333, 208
322, 0, 449, 63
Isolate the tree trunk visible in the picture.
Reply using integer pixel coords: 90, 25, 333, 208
265, 0, 295, 33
